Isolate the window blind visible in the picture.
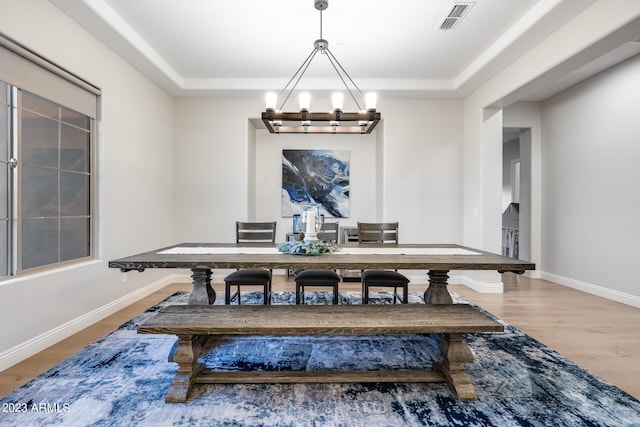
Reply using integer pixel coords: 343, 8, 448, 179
0, 33, 100, 117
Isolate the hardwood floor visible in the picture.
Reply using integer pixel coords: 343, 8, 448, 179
1, 274, 639, 400
451, 274, 640, 400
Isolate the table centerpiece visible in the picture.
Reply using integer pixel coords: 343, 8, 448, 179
276, 240, 339, 256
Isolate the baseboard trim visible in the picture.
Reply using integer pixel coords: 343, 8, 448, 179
524, 270, 542, 279
403, 272, 429, 284
461, 275, 504, 294
541, 271, 640, 308
0, 273, 183, 372
403, 271, 502, 293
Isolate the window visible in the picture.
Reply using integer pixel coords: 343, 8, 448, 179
19, 91, 93, 270
0, 36, 99, 277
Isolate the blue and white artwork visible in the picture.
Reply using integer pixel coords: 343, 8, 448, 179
282, 149, 350, 218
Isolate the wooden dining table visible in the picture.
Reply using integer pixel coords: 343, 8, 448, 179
109, 242, 535, 305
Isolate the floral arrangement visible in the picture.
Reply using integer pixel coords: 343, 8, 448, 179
276, 240, 339, 256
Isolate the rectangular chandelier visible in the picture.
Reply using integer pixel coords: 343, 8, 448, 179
261, 0, 380, 135
262, 110, 380, 134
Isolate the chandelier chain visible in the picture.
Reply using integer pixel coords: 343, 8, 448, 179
276, 5, 365, 112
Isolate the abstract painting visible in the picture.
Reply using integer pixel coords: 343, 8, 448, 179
282, 149, 349, 218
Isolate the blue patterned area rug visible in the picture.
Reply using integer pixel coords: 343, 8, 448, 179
2, 291, 640, 426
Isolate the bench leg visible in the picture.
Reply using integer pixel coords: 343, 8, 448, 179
165, 334, 205, 403
436, 333, 477, 400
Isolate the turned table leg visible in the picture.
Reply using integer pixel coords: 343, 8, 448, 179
188, 268, 215, 305
165, 334, 206, 403
424, 270, 453, 305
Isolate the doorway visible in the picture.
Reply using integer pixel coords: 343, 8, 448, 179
502, 127, 531, 260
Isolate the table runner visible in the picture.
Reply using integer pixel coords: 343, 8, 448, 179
337, 247, 480, 255
158, 246, 481, 256
158, 247, 282, 255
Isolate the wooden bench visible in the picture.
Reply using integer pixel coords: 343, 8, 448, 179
138, 304, 503, 403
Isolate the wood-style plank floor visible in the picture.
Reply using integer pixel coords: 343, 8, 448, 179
1, 273, 639, 400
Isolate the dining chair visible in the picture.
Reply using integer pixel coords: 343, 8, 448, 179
357, 222, 409, 304
295, 269, 340, 304
294, 221, 340, 304
224, 221, 276, 305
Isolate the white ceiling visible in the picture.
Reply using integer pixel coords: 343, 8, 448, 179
51, 0, 640, 101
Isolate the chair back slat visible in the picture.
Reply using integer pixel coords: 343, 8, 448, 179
236, 221, 277, 243
317, 221, 339, 242
357, 222, 399, 244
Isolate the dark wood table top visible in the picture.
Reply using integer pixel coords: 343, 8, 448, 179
109, 242, 535, 273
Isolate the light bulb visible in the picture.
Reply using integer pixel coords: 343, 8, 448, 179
265, 92, 277, 111
332, 93, 344, 112
299, 93, 311, 112
365, 92, 377, 111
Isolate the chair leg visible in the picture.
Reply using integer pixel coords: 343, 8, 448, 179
393, 285, 408, 304
362, 281, 369, 304
263, 281, 269, 305
225, 284, 239, 305
225, 282, 272, 305
295, 282, 339, 304
362, 282, 409, 304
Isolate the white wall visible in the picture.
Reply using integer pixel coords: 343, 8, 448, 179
541, 54, 640, 301
173, 98, 378, 244
464, 1, 640, 301
172, 98, 262, 243
0, 0, 175, 368
381, 98, 463, 244
173, 97, 464, 246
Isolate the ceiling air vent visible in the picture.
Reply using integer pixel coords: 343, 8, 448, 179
438, 2, 474, 31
